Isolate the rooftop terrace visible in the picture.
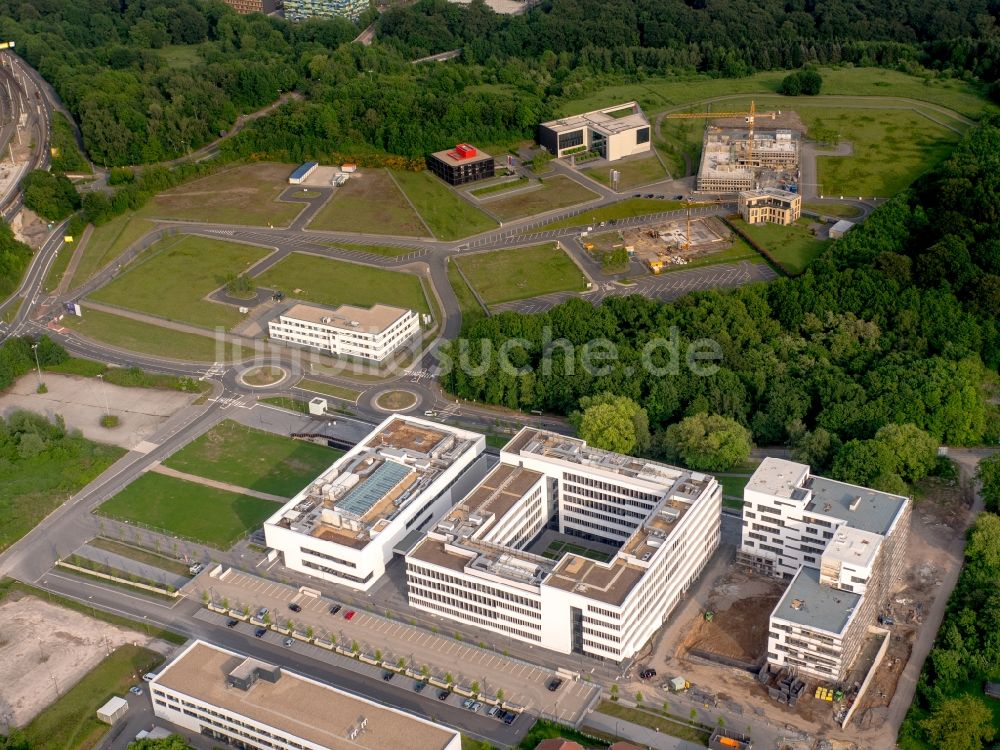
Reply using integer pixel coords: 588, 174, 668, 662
269, 418, 478, 548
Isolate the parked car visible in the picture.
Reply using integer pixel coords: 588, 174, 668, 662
462, 698, 475, 709
675, 194, 684, 200
329, 604, 342, 615
438, 690, 450, 701
188, 563, 204, 575
283, 637, 294, 647
142, 673, 157, 682
633, 193, 642, 198
382, 672, 394, 681
288, 602, 302, 613
503, 711, 517, 725
471, 702, 483, 712
644, 193, 655, 198
639, 668, 657, 680
129, 686, 143, 696
256, 607, 269, 618
414, 681, 427, 693
226, 619, 239, 628
487, 705, 502, 718
254, 628, 267, 638
547, 678, 563, 692
344, 610, 356, 620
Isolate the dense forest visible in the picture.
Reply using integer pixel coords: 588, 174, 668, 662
3, 0, 999, 166
440, 118, 1000, 482
900, 512, 1000, 750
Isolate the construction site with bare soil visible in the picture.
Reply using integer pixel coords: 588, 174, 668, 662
587, 215, 737, 273
656, 472, 973, 740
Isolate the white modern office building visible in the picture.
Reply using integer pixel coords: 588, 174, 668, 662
405, 428, 722, 661
150, 641, 461, 750
740, 458, 910, 679
538, 102, 651, 162
268, 303, 420, 362
264, 416, 485, 590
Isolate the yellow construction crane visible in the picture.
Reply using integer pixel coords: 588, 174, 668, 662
680, 199, 730, 252
665, 100, 780, 164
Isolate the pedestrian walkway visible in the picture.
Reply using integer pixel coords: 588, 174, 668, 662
75, 542, 189, 590
584, 711, 704, 750
149, 463, 289, 502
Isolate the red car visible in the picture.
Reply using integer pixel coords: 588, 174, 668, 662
344, 610, 356, 621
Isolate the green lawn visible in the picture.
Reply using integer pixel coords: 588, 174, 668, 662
261, 396, 310, 413
309, 169, 428, 236
67, 215, 156, 291
535, 198, 683, 231
329, 242, 418, 258
44, 357, 209, 393
0, 427, 124, 553
140, 162, 305, 226
470, 177, 529, 197
157, 43, 207, 69
163, 420, 341, 497
483, 176, 600, 222
542, 540, 612, 563
90, 234, 267, 329
732, 218, 827, 274
803, 202, 863, 219
255, 252, 430, 314
556, 66, 993, 121
583, 154, 669, 189
97, 473, 278, 548
447, 261, 486, 328
296, 378, 363, 402
62, 307, 253, 362
718, 474, 751, 499
88, 537, 192, 577
597, 701, 711, 746
43, 236, 76, 293
456, 243, 588, 305
22, 645, 164, 750
392, 170, 498, 240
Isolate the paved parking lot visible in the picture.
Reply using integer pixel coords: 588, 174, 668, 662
196, 568, 599, 725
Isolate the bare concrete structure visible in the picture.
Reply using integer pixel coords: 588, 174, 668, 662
697, 128, 800, 193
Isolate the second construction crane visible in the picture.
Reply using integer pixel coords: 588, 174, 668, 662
666, 100, 780, 165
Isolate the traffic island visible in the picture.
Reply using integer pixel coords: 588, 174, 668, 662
374, 389, 419, 412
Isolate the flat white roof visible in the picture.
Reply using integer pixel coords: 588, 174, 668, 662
98, 696, 128, 715
277, 303, 410, 334
542, 102, 649, 136
153, 641, 458, 750
823, 526, 882, 569
831, 219, 855, 233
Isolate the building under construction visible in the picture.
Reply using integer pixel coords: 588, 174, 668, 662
697, 128, 800, 193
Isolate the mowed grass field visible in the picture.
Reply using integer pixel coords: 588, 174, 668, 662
308, 170, 428, 236
392, 170, 498, 240
139, 162, 306, 226
97, 473, 278, 548
583, 154, 669, 189
22, 645, 163, 750
456, 243, 587, 305
658, 97, 966, 197
535, 198, 682, 231
256, 252, 430, 314
68, 215, 156, 291
733, 217, 827, 274
483, 176, 600, 222
63, 307, 254, 362
164, 420, 341, 497
89, 235, 268, 329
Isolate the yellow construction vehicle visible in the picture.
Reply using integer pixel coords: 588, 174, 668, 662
665, 100, 780, 164
679, 199, 731, 252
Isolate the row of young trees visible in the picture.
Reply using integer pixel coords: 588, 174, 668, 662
440, 118, 1000, 484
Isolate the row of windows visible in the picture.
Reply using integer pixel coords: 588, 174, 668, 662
407, 576, 541, 621
406, 563, 540, 609
775, 643, 839, 668
563, 483, 655, 513
588, 604, 620, 620
409, 589, 541, 641
583, 638, 620, 656
562, 512, 631, 540
563, 493, 647, 521
563, 474, 660, 504
300, 546, 355, 568
301, 560, 373, 584
581, 625, 620, 642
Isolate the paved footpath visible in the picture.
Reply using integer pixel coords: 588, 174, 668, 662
148, 463, 289, 503
584, 712, 704, 750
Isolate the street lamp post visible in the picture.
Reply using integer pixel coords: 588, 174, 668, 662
30, 342, 42, 387
96, 373, 110, 417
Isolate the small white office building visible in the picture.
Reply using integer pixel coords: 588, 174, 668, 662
268, 303, 420, 362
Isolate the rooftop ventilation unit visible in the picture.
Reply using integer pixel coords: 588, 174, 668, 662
790, 598, 804, 610
849, 495, 863, 512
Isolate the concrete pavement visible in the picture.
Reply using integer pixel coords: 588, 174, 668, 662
585, 711, 705, 750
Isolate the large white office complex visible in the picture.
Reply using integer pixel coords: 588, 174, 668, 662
268, 303, 420, 362
739, 458, 910, 680
538, 103, 651, 162
405, 428, 722, 661
264, 416, 485, 590
150, 640, 461, 750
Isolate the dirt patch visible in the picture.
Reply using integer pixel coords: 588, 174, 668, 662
678, 568, 784, 664
0, 595, 151, 727
0, 373, 193, 450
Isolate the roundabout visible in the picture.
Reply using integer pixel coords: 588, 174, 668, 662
238, 365, 289, 388
373, 389, 420, 412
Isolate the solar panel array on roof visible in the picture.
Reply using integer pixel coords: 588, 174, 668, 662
337, 461, 411, 517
